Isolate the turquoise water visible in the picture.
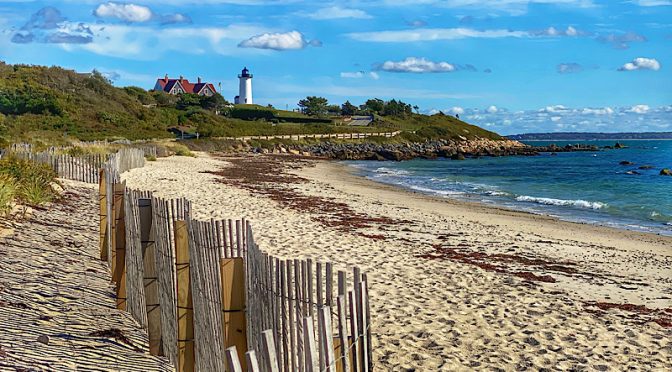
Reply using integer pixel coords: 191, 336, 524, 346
348, 140, 672, 236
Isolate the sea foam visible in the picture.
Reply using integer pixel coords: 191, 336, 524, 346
515, 195, 607, 210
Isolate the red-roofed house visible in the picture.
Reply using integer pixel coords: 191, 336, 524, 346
153, 75, 217, 96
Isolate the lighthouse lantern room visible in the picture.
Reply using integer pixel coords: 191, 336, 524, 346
234, 67, 253, 105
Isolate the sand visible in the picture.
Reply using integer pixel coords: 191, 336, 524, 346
122, 153, 672, 370
0, 181, 172, 371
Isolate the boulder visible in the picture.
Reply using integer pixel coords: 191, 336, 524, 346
638, 165, 654, 170
625, 170, 641, 175
614, 142, 624, 149
660, 168, 672, 176
619, 161, 634, 165
451, 153, 466, 161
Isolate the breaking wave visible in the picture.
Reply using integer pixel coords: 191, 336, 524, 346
515, 195, 607, 210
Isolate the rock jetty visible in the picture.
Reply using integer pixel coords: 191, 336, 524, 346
250, 139, 599, 161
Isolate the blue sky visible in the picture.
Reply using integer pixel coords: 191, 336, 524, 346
0, 0, 671, 134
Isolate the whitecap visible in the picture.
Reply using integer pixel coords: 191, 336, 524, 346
515, 195, 607, 210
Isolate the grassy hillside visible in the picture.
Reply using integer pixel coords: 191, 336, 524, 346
0, 62, 502, 146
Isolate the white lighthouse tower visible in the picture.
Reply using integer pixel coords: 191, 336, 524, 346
235, 67, 253, 105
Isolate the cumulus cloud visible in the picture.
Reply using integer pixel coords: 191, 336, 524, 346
630, 0, 672, 5
530, 25, 583, 37
557, 63, 583, 74
581, 107, 614, 115
377, 57, 459, 73
94, 2, 153, 22
11, 7, 93, 44
486, 105, 498, 113
618, 57, 661, 71
238, 30, 317, 50
305, 6, 372, 20
627, 104, 650, 114
449, 107, 465, 115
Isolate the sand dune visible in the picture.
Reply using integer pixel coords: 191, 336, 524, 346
122, 153, 672, 370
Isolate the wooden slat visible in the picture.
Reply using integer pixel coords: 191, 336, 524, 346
319, 306, 336, 372
175, 220, 195, 372
262, 330, 280, 372
98, 169, 108, 261
246, 350, 261, 372
113, 182, 127, 310
348, 291, 360, 372
337, 295, 350, 372
225, 347, 243, 372
221, 257, 247, 369
303, 316, 318, 372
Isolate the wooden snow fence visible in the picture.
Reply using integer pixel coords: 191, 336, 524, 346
99, 171, 374, 371
0, 145, 148, 184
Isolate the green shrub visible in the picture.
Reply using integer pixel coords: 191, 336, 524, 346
145, 154, 157, 161
0, 174, 16, 216
0, 155, 58, 207
170, 144, 195, 157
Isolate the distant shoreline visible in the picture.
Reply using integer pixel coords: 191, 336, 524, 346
507, 132, 672, 141
520, 139, 672, 142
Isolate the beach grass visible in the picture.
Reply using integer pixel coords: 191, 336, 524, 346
0, 155, 59, 212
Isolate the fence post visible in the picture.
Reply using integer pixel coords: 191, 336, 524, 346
175, 220, 195, 372
220, 257, 247, 369
99, 169, 108, 261
113, 182, 127, 310
139, 198, 161, 355
337, 295, 350, 372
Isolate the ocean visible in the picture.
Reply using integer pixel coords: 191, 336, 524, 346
347, 140, 672, 236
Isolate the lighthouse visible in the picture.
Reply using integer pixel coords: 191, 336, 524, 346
235, 67, 253, 105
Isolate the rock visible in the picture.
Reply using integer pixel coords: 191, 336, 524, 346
524, 337, 540, 347
619, 161, 634, 165
37, 335, 49, 345
638, 165, 653, 169
660, 168, 672, 176
614, 142, 624, 149
451, 153, 466, 161
288, 149, 301, 155
625, 170, 641, 175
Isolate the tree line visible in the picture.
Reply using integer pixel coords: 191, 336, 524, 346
297, 96, 419, 118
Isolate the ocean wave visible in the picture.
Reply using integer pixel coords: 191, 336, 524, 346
515, 195, 607, 210
409, 185, 464, 196
372, 167, 411, 176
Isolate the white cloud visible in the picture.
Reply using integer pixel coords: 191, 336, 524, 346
379, 57, 456, 73
238, 30, 313, 50
347, 27, 526, 42
94, 2, 153, 22
627, 104, 650, 114
450, 106, 465, 115
581, 107, 614, 115
305, 6, 372, 20
530, 25, 584, 37
618, 57, 661, 71
486, 105, 498, 113
378, 0, 596, 16
433, 104, 671, 135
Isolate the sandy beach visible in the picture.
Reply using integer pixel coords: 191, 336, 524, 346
122, 152, 672, 370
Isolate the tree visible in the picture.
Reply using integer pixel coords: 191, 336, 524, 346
413, 105, 419, 114
341, 100, 357, 116
362, 98, 385, 114
298, 96, 329, 117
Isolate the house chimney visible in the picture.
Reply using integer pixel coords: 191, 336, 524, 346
179, 75, 183, 81
197, 77, 201, 84
164, 74, 168, 81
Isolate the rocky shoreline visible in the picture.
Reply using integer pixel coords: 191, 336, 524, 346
249, 139, 600, 161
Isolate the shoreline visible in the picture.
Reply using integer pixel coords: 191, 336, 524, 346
309, 160, 672, 256
339, 160, 672, 238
